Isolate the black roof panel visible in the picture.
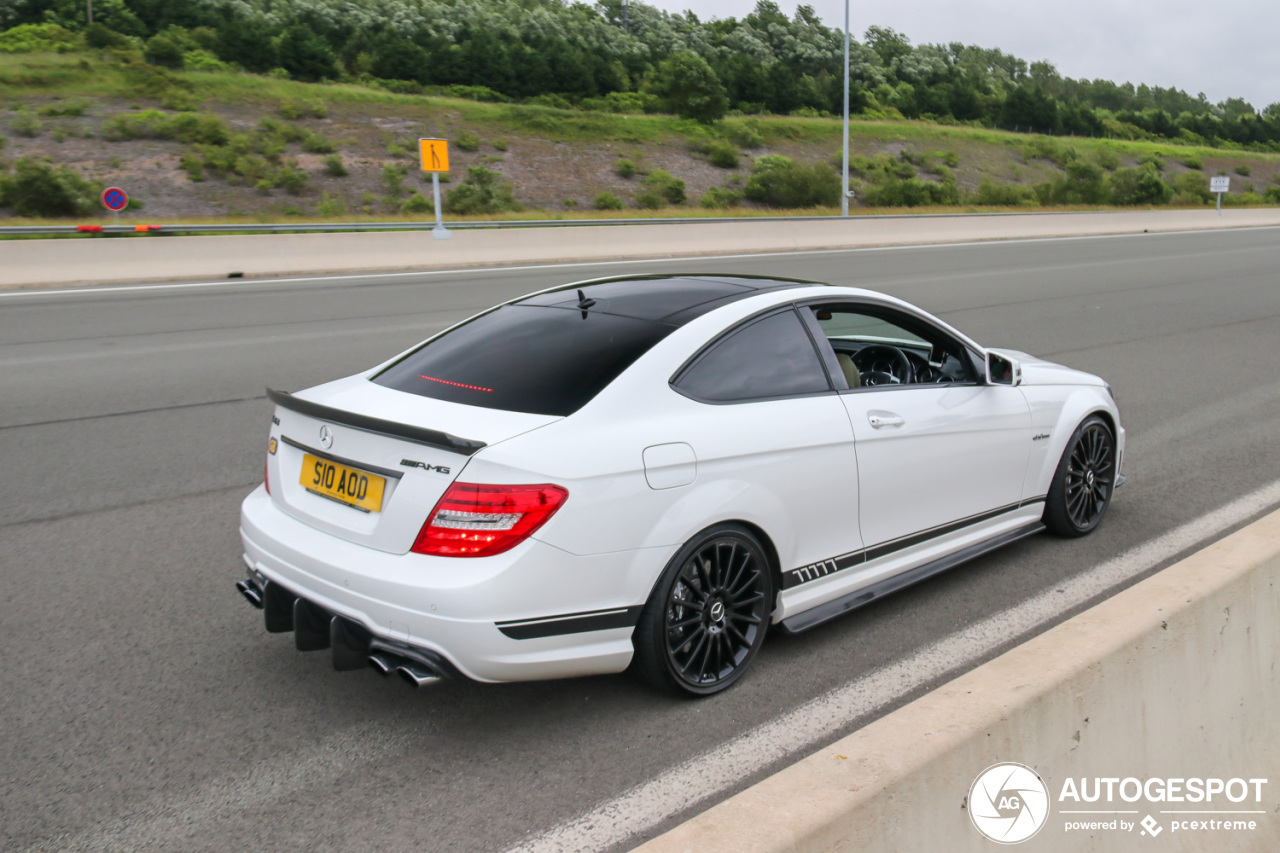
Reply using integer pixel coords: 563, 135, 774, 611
516, 274, 827, 324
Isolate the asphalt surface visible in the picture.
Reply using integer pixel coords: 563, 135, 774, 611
3, 228, 1280, 852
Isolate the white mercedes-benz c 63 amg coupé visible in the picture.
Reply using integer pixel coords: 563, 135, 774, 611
237, 274, 1123, 695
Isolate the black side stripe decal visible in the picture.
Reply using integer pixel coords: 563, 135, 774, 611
783, 497, 1046, 590
497, 606, 644, 640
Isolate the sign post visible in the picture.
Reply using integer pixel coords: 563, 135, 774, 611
418, 138, 451, 240
101, 186, 128, 226
1210, 175, 1230, 216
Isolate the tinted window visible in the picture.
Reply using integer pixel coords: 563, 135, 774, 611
373, 305, 673, 416
676, 309, 831, 402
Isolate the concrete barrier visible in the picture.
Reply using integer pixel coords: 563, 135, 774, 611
3, 208, 1280, 289
633, 508, 1280, 852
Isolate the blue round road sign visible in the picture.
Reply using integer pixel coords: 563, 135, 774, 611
102, 187, 128, 212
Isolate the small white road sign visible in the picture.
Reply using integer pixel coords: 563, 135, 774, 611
1210, 176, 1231, 193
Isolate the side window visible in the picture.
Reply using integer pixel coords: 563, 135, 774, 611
805, 303, 976, 389
675, 309, 832, 402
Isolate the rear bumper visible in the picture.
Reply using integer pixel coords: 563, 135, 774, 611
238, 485, 665, 683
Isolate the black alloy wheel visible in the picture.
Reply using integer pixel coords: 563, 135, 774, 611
1044, 415, 1116, 537
632, 525, 773, 696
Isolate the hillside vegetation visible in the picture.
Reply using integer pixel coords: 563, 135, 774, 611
2, 6, 1280, 222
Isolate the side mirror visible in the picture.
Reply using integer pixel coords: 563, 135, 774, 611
986, 351, 1022, 386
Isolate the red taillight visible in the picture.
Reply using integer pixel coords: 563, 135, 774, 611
411, 482, 568, 558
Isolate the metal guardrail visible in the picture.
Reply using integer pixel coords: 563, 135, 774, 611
0, 209, 1123, 237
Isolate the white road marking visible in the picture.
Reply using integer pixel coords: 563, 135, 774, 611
4, 227, 1272, 300
24, 721, 415, 852
504, 478, 1280, 853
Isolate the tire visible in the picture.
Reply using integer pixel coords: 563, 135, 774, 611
1043, 415, 1116, 538
632, 524, 774, 697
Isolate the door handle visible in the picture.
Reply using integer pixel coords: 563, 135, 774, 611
868, 411, 905, 429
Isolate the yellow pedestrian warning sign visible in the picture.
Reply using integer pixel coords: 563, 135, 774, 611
419, 138, 449, 172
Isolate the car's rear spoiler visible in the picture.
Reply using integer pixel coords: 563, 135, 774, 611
266, 388, 487, 457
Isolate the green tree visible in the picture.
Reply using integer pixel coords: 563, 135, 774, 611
1110, 164, 1173, 205
650, 52, 729, 124
278, 25, 337, 82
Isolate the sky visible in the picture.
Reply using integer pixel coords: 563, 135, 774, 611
644, 0, 1280, 110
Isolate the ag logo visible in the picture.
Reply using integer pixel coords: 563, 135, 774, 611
969, 762, 1050, 844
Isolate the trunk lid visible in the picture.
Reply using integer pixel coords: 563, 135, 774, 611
266, 377, 559, 554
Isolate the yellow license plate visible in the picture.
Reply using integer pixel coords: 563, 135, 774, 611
300, 453, 386, 513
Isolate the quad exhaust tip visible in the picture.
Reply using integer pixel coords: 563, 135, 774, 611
368, 653, 441, 688
235, 579, 264, 609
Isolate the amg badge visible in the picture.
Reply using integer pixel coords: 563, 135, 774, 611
401, 459, 451, 475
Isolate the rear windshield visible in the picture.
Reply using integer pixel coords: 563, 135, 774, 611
372, 304, 675, 416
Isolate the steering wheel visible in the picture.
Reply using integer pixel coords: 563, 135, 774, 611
852, 344, 913, 386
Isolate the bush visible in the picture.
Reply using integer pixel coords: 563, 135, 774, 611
649, 51, 728, 123
744, 156, 839, 208
316, 193, 346, 216
1037, 160, 1109, 204
1022, 136, 1077, 167
973, 179, 1039, 206
37, 99, 90, 117
102, 110, 229, 145
1264, 186, 1280, 204
1180, 154, 1204, 170
1235, 164, 1252, 176
493, 139, 508, 152
937, 150, 961, 168
704, 140, 740, 169
637, 170, 685, 208
0, 158, 99, 217
446, 166, 519, 214
864, 176, 959, 207
593, 191, 625, 210
382, 163, 408, 196
144, 34, 186, 68
726, 119, 764, 149
10, 108, 41, 138
401, 192, 434, 214
615, 159, 637, 178
1138, 153, 1165, 172
455, 132, 481, 152
1171, 172, 1212, 204
580, 92, 660, 114
84, 23, 134, 50
301, 132, 335, 154
699, 187, 744, 209
323, 153, 348, 177
279, 100, 328, 120
275, 163, 308, 195
0, 24, 78, 54
1110, 164, 1173, 206
1094, 146, 1123, 171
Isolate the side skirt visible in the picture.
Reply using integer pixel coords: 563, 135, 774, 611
777, 521, 1045, 635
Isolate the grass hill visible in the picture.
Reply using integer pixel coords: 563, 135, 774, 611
2, 51, 1279, 224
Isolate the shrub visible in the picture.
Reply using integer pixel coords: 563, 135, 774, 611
1022, 136, 1077, 167
401, 192, 434, 214
301, 132, 335, 154
279, 100, 328, 120
726, 119, 764, 149
84, 23, 134, 50
580, 92, 660, 114
446, 166, 519, 214
744, 156, 839, 208
382, 162, 408, 196
102, 110, 229, 145
323, 153, 348, 177
973, 179, 1038, 206
493, 139, 508, 152
1180, 154, 1204, 170
37, 99, 90, 117
705, 140, 740, 169
649, 51, 728, 123
0, 24, 78, 54
938, 150, 961, 168
1171, 172, 1212, 204
316, 193, 346, 216
1235, 164, 1252, 176
615, 159, 637, 178
1094, 146, 1123, 171
276, 163, 308, 195
455, 131, 481, 152
11, 108, 41, 138
639, 170, 685, 206
144, 34, 186, 68
0, 158, 99, 217
1264, 186, 1280, 204
593, 191, 625, 210
864, 176, 959, 207
1110, 164, 1173, 205
699, 187, 744, 209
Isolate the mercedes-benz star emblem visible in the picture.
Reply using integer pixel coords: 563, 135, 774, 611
709, 601, 725, 621
319, 424, 334, 450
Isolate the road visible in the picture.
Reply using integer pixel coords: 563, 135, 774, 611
3, 228, 1279, 852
